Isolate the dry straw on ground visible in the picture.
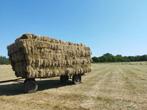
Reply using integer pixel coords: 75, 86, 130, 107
7, 34, 91, 78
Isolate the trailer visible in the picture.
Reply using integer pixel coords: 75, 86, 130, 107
7, 33, 91, 92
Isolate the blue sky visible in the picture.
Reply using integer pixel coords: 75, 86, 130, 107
0, 0, 147, 57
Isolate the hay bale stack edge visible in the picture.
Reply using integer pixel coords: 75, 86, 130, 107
7, 34, 91, 78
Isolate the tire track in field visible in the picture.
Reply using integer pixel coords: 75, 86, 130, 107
93, 65, 139, 110
80, 65, 114, 109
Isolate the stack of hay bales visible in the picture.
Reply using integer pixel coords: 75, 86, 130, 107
7, 34, 91, 78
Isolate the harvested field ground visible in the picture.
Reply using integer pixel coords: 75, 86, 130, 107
0, 62, 147, 110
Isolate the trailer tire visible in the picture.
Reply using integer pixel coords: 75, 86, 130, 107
72, 74, 81, 84
24, 79, 38, 93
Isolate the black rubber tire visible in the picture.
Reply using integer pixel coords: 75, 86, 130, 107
60, 75, 69, 83
72, 74, 81, 84
24, 79, 38, 93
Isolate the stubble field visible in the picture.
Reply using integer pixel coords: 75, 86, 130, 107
0, 62, 147, 110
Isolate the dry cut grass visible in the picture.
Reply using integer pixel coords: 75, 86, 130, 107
0, 62, 147, 110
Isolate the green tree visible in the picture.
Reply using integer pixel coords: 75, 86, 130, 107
92, 53, 147, 63
0, 56, 10, 64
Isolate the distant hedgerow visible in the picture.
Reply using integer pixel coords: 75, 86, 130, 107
92, 53, 147, 63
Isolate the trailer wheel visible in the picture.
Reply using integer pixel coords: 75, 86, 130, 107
24, 79, 38, 93
60, 75, 68, 83
72, 74, 81, 84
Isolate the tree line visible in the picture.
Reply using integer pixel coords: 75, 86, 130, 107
0, 56, 10, 64
92, 53, 147, 63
